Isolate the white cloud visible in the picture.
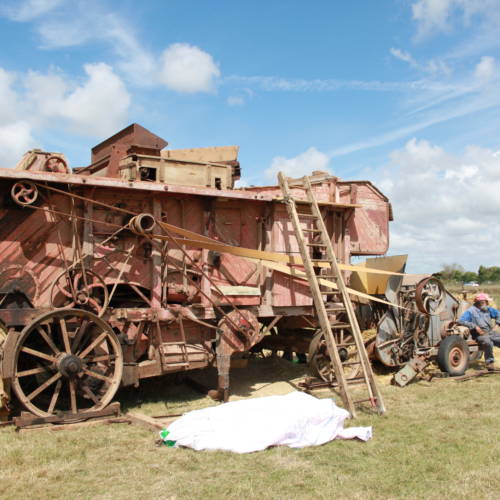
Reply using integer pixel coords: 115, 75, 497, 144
37, 11, 156, 87
381, 138, 500, 272
390, 47, 451, 76
411, 0, 500, 39
412, 0, 455, 38
158, 43, 220, 93
227, 96, 245, 106
0, 62, 131, 166
265, 147, 330, 180
474, 55, 495, 81
390, 48, 418, 67
34, 8, 220, 93
25, 63, 130, 136
0, 121, 36, 167
60, 63, 130, 136
0, 68, 20, 122
1, 0, 64, 22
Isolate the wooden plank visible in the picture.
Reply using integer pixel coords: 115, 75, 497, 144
18, 417, 130, 433
127, 411, 174, 431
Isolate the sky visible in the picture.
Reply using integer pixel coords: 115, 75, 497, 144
1, 0, 500, 273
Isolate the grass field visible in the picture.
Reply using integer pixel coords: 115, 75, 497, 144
1, 352, 499, 500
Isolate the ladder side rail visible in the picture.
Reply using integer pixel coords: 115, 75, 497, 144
303, 177, 385, 413
278, 173, 356, 415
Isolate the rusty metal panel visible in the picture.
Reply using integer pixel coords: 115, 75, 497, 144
271, 208, 313, 306
340, 181, 390, 255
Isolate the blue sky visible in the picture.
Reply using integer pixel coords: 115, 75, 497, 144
1, 0, 500, 273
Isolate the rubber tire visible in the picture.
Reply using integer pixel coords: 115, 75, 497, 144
437, 335, 470, 376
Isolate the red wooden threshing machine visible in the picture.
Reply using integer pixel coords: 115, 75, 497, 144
0, 124, 394, 418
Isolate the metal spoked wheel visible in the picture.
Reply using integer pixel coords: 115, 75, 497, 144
10, 181, 39, 207
50, 267, 109, 317
11, 309, 123, 417
415, 277, 446, 314
308, 326, 362, 383
44, 156, 68, 173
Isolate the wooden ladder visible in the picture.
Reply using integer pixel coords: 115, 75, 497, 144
278, 172, 385, 417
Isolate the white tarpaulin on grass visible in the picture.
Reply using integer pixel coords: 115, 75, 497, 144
161, 391, 372, 453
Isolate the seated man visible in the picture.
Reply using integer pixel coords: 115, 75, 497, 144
459, 293, 500, 371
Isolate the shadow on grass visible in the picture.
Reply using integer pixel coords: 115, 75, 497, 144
115, 356, 310, 413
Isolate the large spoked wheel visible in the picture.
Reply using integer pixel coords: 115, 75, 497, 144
437, 335, 469, 376
11, 309, 123, 417
308, 327, 361, 383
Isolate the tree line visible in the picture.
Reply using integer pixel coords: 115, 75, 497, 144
435, 264, 500, 283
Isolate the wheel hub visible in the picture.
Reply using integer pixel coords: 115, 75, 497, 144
449, 347, 463, 367
338, 347, 349, 362
76, 290, 89, 305
58, 354, 83, 377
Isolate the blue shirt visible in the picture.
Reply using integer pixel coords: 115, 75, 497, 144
458, 305, 500, 333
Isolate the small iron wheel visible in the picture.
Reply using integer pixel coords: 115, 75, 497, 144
50, 267, 109, 317
437, 335, 469, 376
308, 326, 361, 383
11, 181, 39, 206
44, 156, 68, 173
11, 309, 123, 417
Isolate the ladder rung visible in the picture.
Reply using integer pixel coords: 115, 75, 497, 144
320, 274, 338, 279
325, 308, 346, 313
302, 228, 322, 233
353, 398, 377, 405
342, 361, 361, 367
331, 323, 351, 329
306, 243, 327, 247
310, 258, 330, 262
336, 342, 356, 347
297, 213, 319, 218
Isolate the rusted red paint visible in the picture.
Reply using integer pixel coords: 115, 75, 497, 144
0, 124, 392, 414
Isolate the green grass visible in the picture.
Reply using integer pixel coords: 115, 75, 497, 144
1, 356, 499, 500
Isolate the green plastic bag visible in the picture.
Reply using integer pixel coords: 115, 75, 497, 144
159, 429, 177, 447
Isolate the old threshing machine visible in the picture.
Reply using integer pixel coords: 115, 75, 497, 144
0, 123, 469, 418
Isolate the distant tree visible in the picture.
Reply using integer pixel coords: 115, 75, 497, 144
440, 263, 465, 282
461, 271, 478, 283
478, 265, 500, 283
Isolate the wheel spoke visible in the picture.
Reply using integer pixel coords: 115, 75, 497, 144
82, 368, 112, 384
87, 297, 101, 313
69, 379, 77, 414
16, 366, 47, 378
59, 317, 71, 353
48, 380, 62, 413
71, 319, 89, 352
83, 354, 116, 363
80, 383, 99, 404
78, 332, 108, 359
36, 326, 60, 355
21, 346, 57, 363
57, 280, 74, 298
26, 372, 62, 401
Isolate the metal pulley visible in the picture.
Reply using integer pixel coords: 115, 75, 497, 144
11, 181, 39, 206
415, 277, 446, 314
44, 155, 69, 173
127, 213, 156, 234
